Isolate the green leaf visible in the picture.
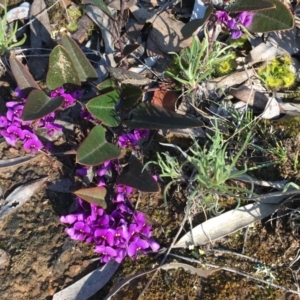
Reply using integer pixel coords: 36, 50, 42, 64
117, 156, 159, 193
86, 90, 121, 127
76, 125, 121, 166
123, 103, 203, 130
248, 0, 294, 32
120, 84, 143, 109
46, 45, 81, 90
226, 0, 275, 12
181, 5, 214, 39
83, 0, 115, 21
61, 34, 98, 82
9, 54, 40, 95
74, 187, 107, 208
21, 90, 64, 121
97, 78, 118, 93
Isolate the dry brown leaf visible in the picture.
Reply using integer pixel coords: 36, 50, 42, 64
151, 89, 177, 111
229, 85, 269, 109
207, 69, 255, 90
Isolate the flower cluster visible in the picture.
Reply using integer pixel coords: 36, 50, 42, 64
0, 87, 81, 153
61, 180, 160, 263
118, 129, 149, 149
217, 11, 254, 39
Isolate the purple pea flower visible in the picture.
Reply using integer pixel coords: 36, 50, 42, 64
94, 245, 117, 263
23, 138, 43, 153
45, 123, 62, 136
22, 130, 38, 141
239, 11, 254, 27
231, 30, 243, 39
216, 11, 229, 23
2, 125, 25, 146
115, 248, 127, 263
127, 237, 150, 260
114, 225, 129, 246
76, 166, 88, 177
117, 184, 133, 196
65, 221, 92, 241
0, 116, 8, 128
118, 133, 137, 148
133, 129, 149, 140
94, 228, 115, 246
90, 203, 105, 221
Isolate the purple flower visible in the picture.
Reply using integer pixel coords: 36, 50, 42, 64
76, 166, 88, 177
94, 228, 115, 246
133, 129, 149, 140
2, 125, 25, 145
227, 18, 237, 30
23, 138, 43, 153
14, 87, 26, 99
0, 116, 8, 128
94, 245, 117, 263
90, 203, 104, 221
231, 30, 243, 39
114, 225, 129, 246
115, 248, 127, 263
65, 221, 92, 241
238, 11, 254, 27
50, 87, 82, 108
127, 237, 150, 260
116, 184, 132, 196
118, 133, 137, 148
45, 123, 62, 136
22, 130, 38, 141
216, 11, 229, 23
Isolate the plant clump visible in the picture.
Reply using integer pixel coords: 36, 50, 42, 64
257, 55, 296, 90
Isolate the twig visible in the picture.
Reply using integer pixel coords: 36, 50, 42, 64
168, 253, 300, 296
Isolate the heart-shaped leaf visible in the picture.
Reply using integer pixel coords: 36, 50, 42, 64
226, 0, 275, 12
181, 5, 214, 39
61, 34, 98, 82
9, 54, 40, 95
76, 125, 121, 165
248, 0, 294, 32
116, 156, 159, 193
74, 187, 107, 208
21, 90, 64, 121
123, 103, 203, 129
86, 90, 121, 127
46, 45, 81, 90
120, 84, 143, 109
97, 78, 118, 93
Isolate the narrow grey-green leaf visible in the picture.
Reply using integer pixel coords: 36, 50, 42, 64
86, 90, 121, 127
76, 125, 121, 165
21, 89, 64, 121
248, 0, 294, 32
123, 103, 203, 129
61, 34, 98, 81
46, 45, 80, 90
74, 187, 107, 208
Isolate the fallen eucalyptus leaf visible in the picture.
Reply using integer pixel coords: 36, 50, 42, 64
0, 155, 37, 169
0, 177, 48, 220
174, 201, 281, 248
53, 259, 119, 300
